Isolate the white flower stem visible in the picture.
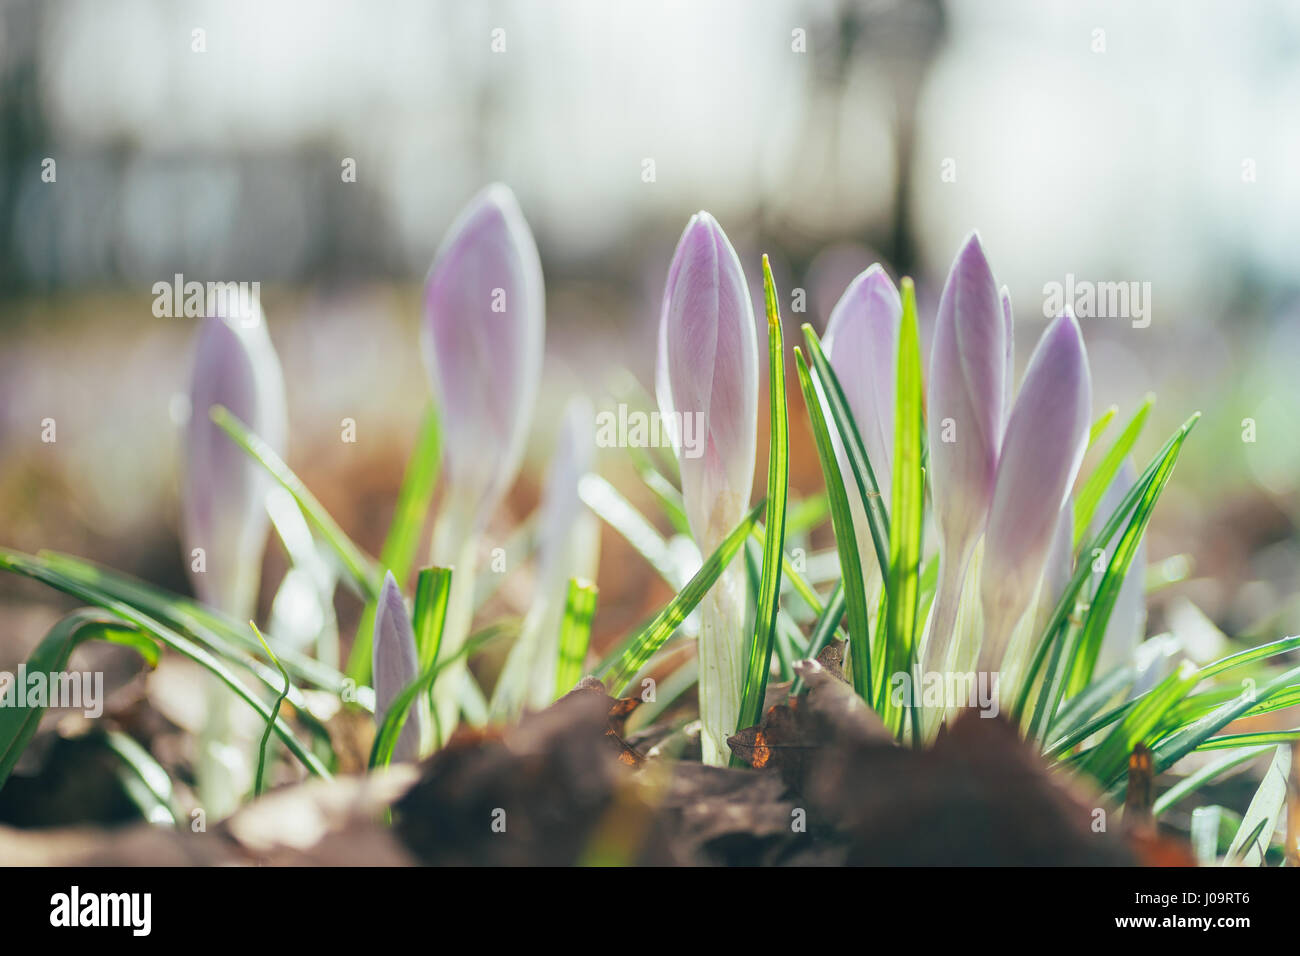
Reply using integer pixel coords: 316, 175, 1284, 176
428, 504, 479, 750
697, 563, 746, 766
923, 542, 973, 677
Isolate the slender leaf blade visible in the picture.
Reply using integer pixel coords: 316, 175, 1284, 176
600, 500, 763, 695
738, 256, 789, 736
555, 578, 599, 698
794, 346, 872, 703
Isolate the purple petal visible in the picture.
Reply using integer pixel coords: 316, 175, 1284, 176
927, 233, 1007, 562
181, 308, 286, 618
981, 311, 1093, 662
372, 571, 422, 762
824, 264, 901, 509
423, 183, 545, 531
1000, 285, 1014, 431
1035, 499, 1075, 628
657, 211, 758, 547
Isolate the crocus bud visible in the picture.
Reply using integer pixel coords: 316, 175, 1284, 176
823, 264, 902, 510
922, 234, 1007, 671
424, 184, 545, 736
980, 311, 1092, 669
372, 571, 422, 762
422, 183, 545, 533
658, 212, 758, 551
928, 233, 1007, 560
490, 396, 599, 717
181, 306, 287, 619
656, 211, 757, 765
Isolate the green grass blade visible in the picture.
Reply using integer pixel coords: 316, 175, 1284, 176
883, 278, 924, 737
1016, 413, 1200, 732
347, 405, 442, 681
1087, 405, 1118, 450
248, 622, 290, 797
600, 500, 763, 695
210, 405, 380, 600
1192, 730, 1300, 751
1224, 744, 1292, 866
1044, 697, 1139, 761
794, 346, 872, 703
1153, 746, 1273, 816
413, 566, 454, 673
737, 256, 789, 737
555, 578, 599, 698
578, 473, 685, 588
1076, 661, 1202, 784
103, 729, 177, 825
627, 445, 689, 535
800, 324, 891, 579
1072, 395, 1153, 546
1149, 662, 1300, 776
1047, 664, 1135, 742
1050, 636, 1300, 765
0, 609, 157, 791
1196, 633, 1300, 680
1065, 414, 1173, 698
37, 550, 351, 695
0, 550, 330, 779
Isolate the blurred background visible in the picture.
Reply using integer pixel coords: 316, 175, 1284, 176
2, 0, 1298, 666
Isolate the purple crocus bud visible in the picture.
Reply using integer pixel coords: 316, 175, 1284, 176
372, 571, 422, 762
422, 183, 545, 533
823, 264, 902, 510
922, 234, 1007, 671
656, 211, 757, 765
181, 306, 286, 619
980, 311, 1092, 670
658, 211, 758, 550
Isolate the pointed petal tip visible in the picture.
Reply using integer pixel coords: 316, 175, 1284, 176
474, 181, 522, 217
953, 229, 994, 274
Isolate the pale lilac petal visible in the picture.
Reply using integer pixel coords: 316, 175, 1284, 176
1041, 499, 1075, 611
927, 233, 1007, 560
658, 211, 758, 547
981, 311, 1092, 665
422, 183, 545, 531
181, 307, 286, 618
1000, 285, 1014, 431
823, 264, 901, 509
372, 571, 422, 762
656, 211, 757, 766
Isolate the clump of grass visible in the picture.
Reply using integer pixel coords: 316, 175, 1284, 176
1, 192, 1295, 867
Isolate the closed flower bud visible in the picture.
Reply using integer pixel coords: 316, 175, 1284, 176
656, 211, 757, 765
980, 311, 1092, 669
372, 571, 422, 762
181, 306, 286, 619
422, 183, 545, 533
922, 234, 1008, 671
